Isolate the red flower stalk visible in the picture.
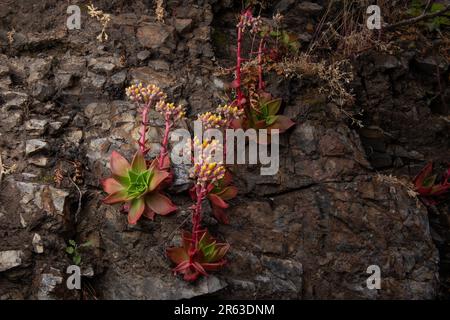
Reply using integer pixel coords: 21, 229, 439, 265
257, 37, 266, 91
126, 83, 166, 155
167, 137, 228, 281
155, 101, 185, 170
189, 171, 238, 224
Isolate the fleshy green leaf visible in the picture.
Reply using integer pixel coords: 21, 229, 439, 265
66, 247, 74, 254
73, 254, 81, 266
266, 98, 282, 115
127, 197, 146, 224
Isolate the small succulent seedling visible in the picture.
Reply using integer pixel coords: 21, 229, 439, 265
66, 239, 92, 266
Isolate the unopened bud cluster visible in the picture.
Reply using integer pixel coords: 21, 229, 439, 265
216, 104, 244, 122
191, 137, 225, 186
156, 101, 186, 121
197, 112, 227, 129
126, 83, 166, 104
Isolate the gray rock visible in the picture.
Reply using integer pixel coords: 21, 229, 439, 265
174, 18, 193, 33
100, 268, 226, 299
25, 139, 49, 156
275, 0, 296, 12
37, 272, 63, 300
137, 50, 151, 61
170, 162, 192, 193
31, 80, 55, 101
88, 56, 118, 73
111, 70, 127, 85
129, 67, 176, 90
136, 23, 175, 49
0, 64, 9, 77
0, 250, 24, 272
25, 119, 48, 136
2, 91, 29, 108
28, 156, 49, 167
28, 57, 52, 83
148, 60, 170, 71
32, 233, 44, 254
298, 1, 323, 13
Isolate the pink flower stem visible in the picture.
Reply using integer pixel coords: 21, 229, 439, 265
138, 100, 152, 155
258, 37, 266, 91
158, 114, 172, 169
190, 184, 205, 256
236, 19, 244, 107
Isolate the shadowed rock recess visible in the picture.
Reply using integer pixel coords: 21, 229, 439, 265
1, 0, 448, 299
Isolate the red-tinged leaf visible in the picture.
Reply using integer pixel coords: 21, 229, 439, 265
183, 268, 201, 282
413, 162, 433, 189
189, 185, 197, 201
161, 155, 171, 171
266, 98, 282, 115
101, 178, 124, 195
208, 193, 229, 209
166, 247, 189, 265
145, 192, 177, 216
127, 197, 146, 224
201, 261, 227, 271
110, 151, 130, 178
237, 97, 247, 106
192, 261, 208, 276
143, 206, 156, 220
230, 118, 244, 129
210, 205, 229, 224
131, 151, 146, 172
222, 171, 233, 186
230, 79, 240, 89
269, 115, 295, 132
216, 186, 238, 201
430, 183, 450, 197
214, 243, 230, 261
206, 183, 215, 194
148, 169, 170, 192
103, 190, 131, 204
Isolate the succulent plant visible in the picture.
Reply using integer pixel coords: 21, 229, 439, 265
101, 150, 177, 224
166, 230, 229, 282
414, 162, 450, 206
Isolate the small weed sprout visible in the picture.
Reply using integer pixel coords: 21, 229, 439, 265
66, 240, 93, 266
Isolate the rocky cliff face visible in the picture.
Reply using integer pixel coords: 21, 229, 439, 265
0, 0, 448, 299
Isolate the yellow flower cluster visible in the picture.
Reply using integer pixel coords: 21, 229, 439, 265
156, 101, 186, 121
197, 112, 227, 129
216, 104, 243, 121
191, 137, 225, 185
125, 83, 166, 104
